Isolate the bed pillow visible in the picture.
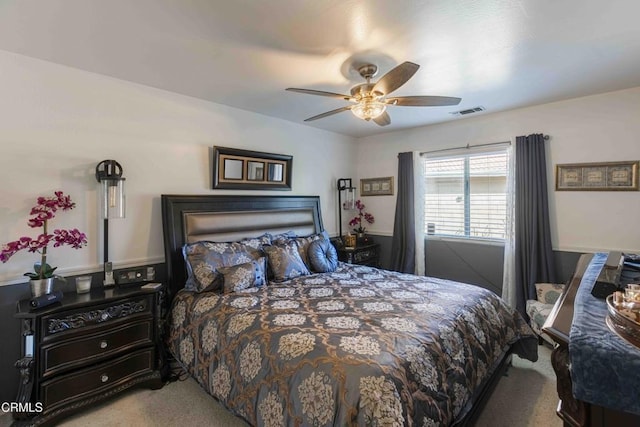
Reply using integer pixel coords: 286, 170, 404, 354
263, 240, 310, 282
307, 238, 338, 273
535, 283, 565, 304
267, 231, 297, 243
182, 240, 264, 293
293, 231, 326, 267
270, 230, 330, 270
218, 257, 267, 293
239, 233, 272, 249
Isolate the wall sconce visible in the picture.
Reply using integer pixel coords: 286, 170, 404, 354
95, 160, 125, 286
337, 178, 356, 242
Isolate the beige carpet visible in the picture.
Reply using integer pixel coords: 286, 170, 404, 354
0, 345, 560, 427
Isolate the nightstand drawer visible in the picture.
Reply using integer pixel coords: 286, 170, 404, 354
335, 243, 380, 267
40, 349, 155, 410
41, 320, 154, 378
354, 248, 377, 263
41, 295, 152, 340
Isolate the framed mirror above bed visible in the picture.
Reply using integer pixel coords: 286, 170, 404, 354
212, 146, 292, 190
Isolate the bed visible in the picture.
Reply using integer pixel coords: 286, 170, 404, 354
161, 194, 538, 426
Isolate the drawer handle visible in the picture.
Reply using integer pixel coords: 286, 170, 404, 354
101, 374, 109, 383
99, 340, 108, 349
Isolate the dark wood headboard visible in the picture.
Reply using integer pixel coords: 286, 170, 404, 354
161, 195, 324, 302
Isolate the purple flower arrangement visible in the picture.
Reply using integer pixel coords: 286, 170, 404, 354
1, 191, 88, 280
348, 200, 375, 234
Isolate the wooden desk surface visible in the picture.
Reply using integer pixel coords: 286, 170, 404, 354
541, 252, 640, 427
542, 253, 593, 344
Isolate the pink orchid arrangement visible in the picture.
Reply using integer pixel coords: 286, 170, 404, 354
1, 191, 88, 280
348, 200, 375, 234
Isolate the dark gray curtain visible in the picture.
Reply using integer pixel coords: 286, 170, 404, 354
390, 152, 415, 273
515, 133, 556, 319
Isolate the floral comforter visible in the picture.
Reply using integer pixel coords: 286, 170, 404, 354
167, 264, 537, 426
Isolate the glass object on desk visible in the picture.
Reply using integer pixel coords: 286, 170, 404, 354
75, 275, 92, 294
625, 284, 640, 302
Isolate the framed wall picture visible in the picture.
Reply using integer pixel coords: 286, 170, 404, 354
556, 161, 639, 191
360, 176, 394, 196
212, 146, 292, 190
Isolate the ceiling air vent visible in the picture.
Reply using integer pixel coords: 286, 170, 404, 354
450, 106, 485, 116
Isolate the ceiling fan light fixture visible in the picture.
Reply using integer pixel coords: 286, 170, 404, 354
351, 100, 386, 121
287, 61, 459, 126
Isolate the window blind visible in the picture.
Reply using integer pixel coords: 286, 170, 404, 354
423, 150, 508, 240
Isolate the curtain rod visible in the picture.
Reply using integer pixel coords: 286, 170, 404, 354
420, 140, 510, 156
420, 134, 550, 156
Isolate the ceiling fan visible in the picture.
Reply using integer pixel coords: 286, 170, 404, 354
286, 61, 461, 126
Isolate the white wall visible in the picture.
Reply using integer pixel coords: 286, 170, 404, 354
356, 87, 640, 254
0, 51, 355, 285
3, 48, 638, 286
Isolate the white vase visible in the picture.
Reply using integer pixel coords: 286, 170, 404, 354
30, 278, 54, 297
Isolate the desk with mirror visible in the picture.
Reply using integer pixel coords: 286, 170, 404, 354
543, 253, 640, 427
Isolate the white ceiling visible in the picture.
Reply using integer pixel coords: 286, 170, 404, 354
1, 0, 640, 138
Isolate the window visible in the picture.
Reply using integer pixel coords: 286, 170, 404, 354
422, 148, 508, 241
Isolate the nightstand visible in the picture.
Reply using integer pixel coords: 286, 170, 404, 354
13, 285, 165, 426
336, 242, 380, 267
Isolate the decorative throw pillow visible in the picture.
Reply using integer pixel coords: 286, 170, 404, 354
307, 238, 338, 273
182, 240, 264, 293
239, 233, 272, 249
535, 283, 565, 304
267, 231, 297, 243
218, 257, 267, 293
263, 240, 310, 282
267, 230, 330, 271
293, 231, 326, 267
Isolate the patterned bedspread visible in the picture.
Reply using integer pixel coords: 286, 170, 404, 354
167, 264, 537, 426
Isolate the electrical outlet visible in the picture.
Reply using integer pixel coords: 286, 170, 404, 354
117, 267, 146, 285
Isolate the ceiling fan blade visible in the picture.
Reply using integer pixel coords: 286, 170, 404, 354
304, 106, 353, 122
373, 111, 391, 126
372, 62, 420, 95
286, 88, 351, 101
387, 96, 462, 106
